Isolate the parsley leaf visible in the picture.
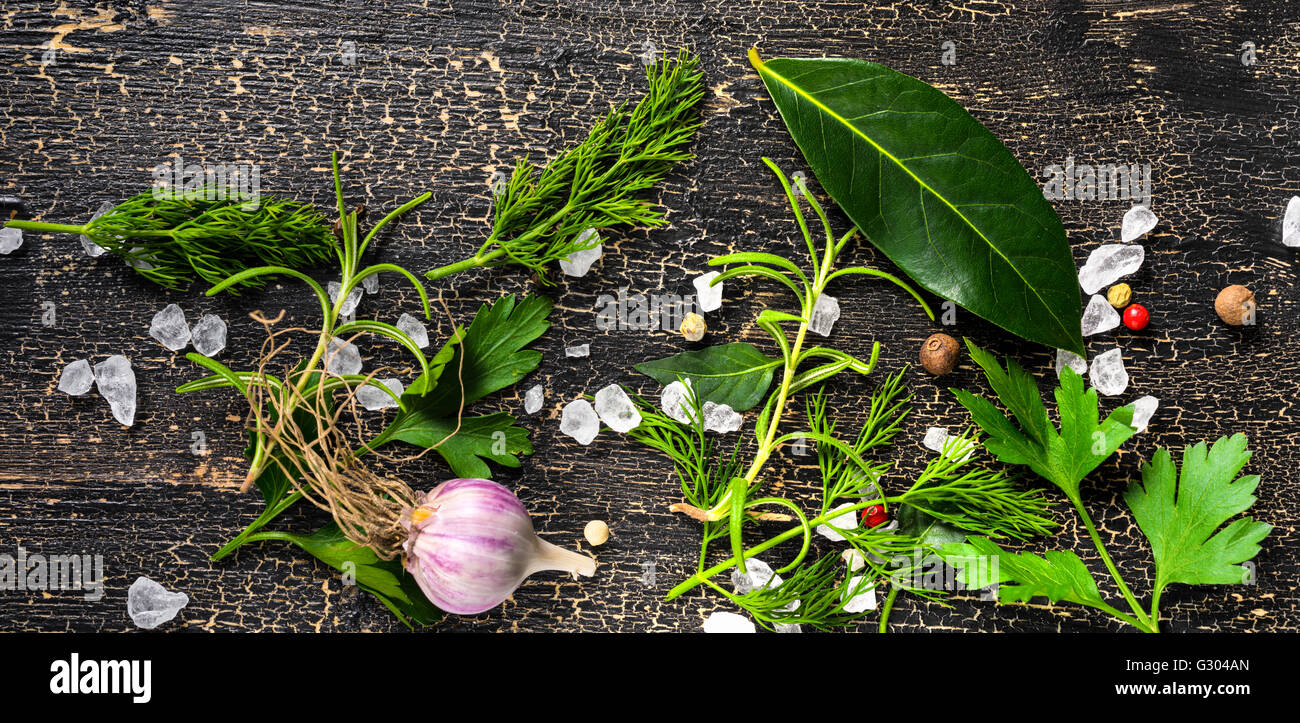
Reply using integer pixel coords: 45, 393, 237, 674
947, 342, 1271, 631
943, 536, 1105, 608
403, 293, 552, 414
372, 293, 551, 478
382, 412, 533, 480
265, 523, 442, 628
1125, 434, 1271, 592
951, 339, 1135, 500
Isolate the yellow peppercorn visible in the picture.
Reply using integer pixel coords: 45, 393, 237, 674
584, 520, 610, 546
680, 312, 707, 342
1106, 283, 1132, 308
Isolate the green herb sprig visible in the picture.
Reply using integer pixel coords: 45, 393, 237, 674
623, 161, 1058, 631
5, 190, 335, 291
175, 52, 706, 626
941, 341, 1271, 632
424, 50, 705, 283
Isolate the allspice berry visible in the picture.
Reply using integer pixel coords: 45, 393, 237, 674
1106, 283, 1132, 308
584, 520, 610, 546
919, 333, 960, 376
680, 312, 707, 342
1215, 285, 1256, 326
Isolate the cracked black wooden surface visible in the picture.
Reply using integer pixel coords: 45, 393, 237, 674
0, 1, 1296, 633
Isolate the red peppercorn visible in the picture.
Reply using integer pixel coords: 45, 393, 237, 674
861, 504, 888, 528
1122, 303, 1149, 331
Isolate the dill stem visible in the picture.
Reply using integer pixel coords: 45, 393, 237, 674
424, 248, 505, 281
878, 585, 900, 633
739, 322, 810, 489
666, 497, 886, 601
4, 220, 87, 235
704, 209, 838, 521
6, 219, 189, 239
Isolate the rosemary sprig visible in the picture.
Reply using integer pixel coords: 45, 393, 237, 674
424, 50, 705, 283
5, 189, 335, 291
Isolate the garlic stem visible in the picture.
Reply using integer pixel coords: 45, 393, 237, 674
530, 538, 597, 580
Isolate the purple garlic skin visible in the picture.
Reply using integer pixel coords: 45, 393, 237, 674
402, 478, 597, 615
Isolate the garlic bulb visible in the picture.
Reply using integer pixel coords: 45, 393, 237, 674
401, 478, 596, 615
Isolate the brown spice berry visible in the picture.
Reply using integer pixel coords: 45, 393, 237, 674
1106, 283, 1132, 308
1215, 285, 1256, 326
919, 333, 960, 376
680, 312, 707, 342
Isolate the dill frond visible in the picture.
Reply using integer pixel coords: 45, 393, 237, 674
7, 188, 335, 292
425, 50, 706, 283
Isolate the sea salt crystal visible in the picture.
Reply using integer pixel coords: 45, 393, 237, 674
815, 503, 859, 542
93, 355, 136, 426
126, 248, 155, 270
80, 201, 114, 257
127, 576, 189, 630
325, 337, 362, 376
1081, 294, 1121, 336
559, 399, 600, 445
58, 359, 94, 396
730, 557, 781, 595
149, 303, 191, 351
558, 228, 602, 277
0, 227, 21, 255
1055, 349, 1087, 378
1128, 395, 1158, 433
922, 426, 949, 452
396, 313, 429, 349
660, 379, 697, 425
693, 271, 724, 312
523, 384, 544, 415
1078, 244, 1144, 295
702, 611, 755, 633
841, 576, 878, 614
702, 401, 742, 434
361, 273, 379, 295
593, 384, 641, 433
1283, 196, 1300, 248
1088, 348, 1128, 396
1121, 204, 1157, 243
328, 281, 363, 317
772, 598, 802, 633
356, 378, 404, 411
922, 426, 974, 462
190, 314, 227, 357
565, 343, 590, 358
808, 294, 841, 336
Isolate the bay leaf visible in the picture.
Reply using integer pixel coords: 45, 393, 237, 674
750, 50, 1084, 355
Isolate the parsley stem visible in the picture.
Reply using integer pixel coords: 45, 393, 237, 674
210, 490, 304, 561
1086, 600, 1151, 631
1070, 494, 1157, 632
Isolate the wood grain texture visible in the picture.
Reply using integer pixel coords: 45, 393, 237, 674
0, 0, 1295, 633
